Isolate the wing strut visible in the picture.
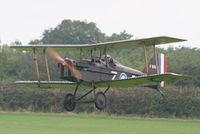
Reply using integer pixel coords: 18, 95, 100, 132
43, 49, 51, 81
143, 46, 148, 74
33, 48, 40, 81
153, 45, 159, 74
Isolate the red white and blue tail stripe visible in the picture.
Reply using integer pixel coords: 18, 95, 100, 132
157, 53, 168, 87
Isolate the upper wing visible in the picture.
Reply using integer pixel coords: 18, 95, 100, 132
10, 36, 186, 51
96, 73, 190, 88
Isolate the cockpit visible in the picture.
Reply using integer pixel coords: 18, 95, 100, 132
91, 55, 116, 66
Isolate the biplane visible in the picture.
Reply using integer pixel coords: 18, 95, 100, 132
10, 36, 189, 111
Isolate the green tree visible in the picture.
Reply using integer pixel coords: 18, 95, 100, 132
106, 30, 133, 41
40, 20, 107, 44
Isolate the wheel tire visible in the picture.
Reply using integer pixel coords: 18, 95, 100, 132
95, 92, 106, 110
64, 93, 76, 111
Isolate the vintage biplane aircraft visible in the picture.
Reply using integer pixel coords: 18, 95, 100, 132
10, 36, 189, 111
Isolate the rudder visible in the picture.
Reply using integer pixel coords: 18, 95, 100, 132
143, 53, 168, 87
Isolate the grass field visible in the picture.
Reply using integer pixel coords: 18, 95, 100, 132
0, 112, 200, 134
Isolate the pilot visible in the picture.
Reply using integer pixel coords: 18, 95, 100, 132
104, 55, 116, 66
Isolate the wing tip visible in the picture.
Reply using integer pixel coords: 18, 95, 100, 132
165, 72, 191, 79
161, 36, 187, 42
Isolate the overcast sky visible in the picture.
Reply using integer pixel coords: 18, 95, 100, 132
0, 0, 199, 48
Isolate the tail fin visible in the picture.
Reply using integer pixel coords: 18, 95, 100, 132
143, 53, 168, 87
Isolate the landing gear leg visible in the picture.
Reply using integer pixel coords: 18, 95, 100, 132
63, 84, 110, 111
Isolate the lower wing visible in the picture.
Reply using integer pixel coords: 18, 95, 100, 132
14, 73, 189, 88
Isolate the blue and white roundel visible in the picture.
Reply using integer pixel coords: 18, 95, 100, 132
119, 73, 127, 79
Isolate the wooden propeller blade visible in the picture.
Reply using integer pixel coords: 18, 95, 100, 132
47, 48, 81, 81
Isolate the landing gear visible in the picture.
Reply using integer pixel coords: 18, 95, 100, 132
64, 93, 76, 111
63, 84, 110, 111
95, 92, 106, 110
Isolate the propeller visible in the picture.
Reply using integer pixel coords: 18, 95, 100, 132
47, 48, 81, 81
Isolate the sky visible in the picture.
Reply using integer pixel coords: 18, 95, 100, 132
0, 0, 199, 48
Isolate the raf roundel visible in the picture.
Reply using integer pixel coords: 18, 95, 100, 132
119, 73, 127, 80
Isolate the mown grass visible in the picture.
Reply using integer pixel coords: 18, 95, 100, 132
0, 112, 200, 134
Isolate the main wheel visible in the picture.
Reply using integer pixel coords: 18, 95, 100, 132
95, 92, 106, 110
64, 93, 76, 111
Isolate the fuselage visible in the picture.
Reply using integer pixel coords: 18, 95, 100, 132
59, 57, 145, 83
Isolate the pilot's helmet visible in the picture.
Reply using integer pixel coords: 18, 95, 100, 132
105, 55, 112, 59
